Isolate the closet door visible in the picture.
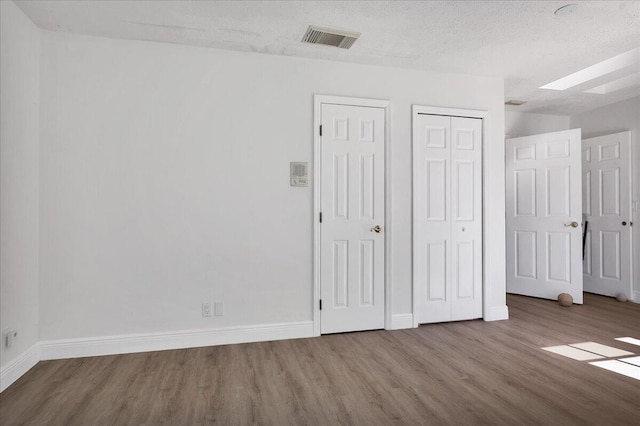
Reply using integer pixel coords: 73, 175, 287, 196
414, 115, 452, 323
413, 114, 482, 324
450, 117, 483, 321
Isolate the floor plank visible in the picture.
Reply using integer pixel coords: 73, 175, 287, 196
1, 293, 639, 425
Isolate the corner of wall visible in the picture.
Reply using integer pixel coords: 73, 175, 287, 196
0, 344, 40, 393
0, 0, 41, 392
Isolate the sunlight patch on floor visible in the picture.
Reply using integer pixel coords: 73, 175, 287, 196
542, 339, 640, 381
615, 337, 640, 347
619, 356, 640, 367
569, 342, 634, 357
542, 345, 604, 360
590, 360, 640, 380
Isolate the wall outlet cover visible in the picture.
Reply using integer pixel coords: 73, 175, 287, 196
214, 302, 224, 316
4, 329, 18, 348
202, 302, 212, 317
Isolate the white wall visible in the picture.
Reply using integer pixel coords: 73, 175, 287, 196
505, 111, 570, 138
571, 96, 640, 300
38, 31, 506, 342
0, 1, 40, 371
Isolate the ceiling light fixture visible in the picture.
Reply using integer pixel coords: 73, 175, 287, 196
540, 47, 640, 91
554, 4, 578, 16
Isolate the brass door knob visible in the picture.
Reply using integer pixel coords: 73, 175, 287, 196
371, 225, 382, 233
564, 221, 579, 228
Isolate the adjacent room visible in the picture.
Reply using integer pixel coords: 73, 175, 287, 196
1, 1, 639, 424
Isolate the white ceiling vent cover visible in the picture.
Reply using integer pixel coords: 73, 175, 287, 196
302, 26, 361, 49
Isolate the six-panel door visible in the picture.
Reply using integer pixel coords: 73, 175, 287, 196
320, 104, 385, 334
506, 129, 583, 303
413, 114, 483, 324
582, 132, 632, 298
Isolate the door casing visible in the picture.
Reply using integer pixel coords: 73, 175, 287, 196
412, 105, 490, 327
313, 95, 391, 336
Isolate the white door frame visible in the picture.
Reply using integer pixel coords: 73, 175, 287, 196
313, 95, 391, 336
412, 105, 490, 327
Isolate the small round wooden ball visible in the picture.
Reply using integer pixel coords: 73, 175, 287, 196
557, 293, 573, 307
616, 293, 628, 302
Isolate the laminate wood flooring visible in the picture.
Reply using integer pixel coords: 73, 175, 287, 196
1, 293, 639, 425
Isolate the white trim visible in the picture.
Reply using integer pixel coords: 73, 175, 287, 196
313, 95, 392, 336
625, 131, 634, 304
314, 95, 391, 110
412, 105, 501, 327
39, 321, 313, 361
484, 305, 510, 321
413, 105, 488, 120
384, 102, 394, 332
390, 314, 414, 330
0, 344, 40, 393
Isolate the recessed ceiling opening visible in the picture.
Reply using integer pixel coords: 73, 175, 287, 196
505, 100, 527, 106
540, 47, 640, 91
584, 73, 640, 95
301, 25, 361, 49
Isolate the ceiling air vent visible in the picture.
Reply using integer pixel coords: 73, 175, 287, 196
302, 25, 361, 49
505, 100, 527, 106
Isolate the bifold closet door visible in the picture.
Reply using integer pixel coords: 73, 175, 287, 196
413, 114, 483, 324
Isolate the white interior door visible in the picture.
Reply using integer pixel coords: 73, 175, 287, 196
413, 114, 483, 324
583, 131, 633, 298
506, 129, 583, 303
320, 103, 385, 334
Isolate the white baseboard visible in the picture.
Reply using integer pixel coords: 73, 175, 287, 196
390, 314, 415, 330
484, 305, 509, 321
0, 344, 40, 393
631, 291, 640, 303
40, 321, 314, 361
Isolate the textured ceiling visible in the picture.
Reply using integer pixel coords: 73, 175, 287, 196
15, 0, 640, 115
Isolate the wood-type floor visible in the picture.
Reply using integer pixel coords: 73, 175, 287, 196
1, 293, 639, 425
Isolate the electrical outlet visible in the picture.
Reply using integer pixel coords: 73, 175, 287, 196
4, 329, 17, 349
214, 302, 224, 316
202, 302, 212, 317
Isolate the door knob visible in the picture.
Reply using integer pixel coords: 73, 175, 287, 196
371, 225, 382, 233
564, 221, 579, 228
622, 221, 627, 226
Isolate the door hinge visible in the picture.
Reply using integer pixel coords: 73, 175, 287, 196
319, 125, 323, 136
319, 299, 322, 310
319, 212, 323, 223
